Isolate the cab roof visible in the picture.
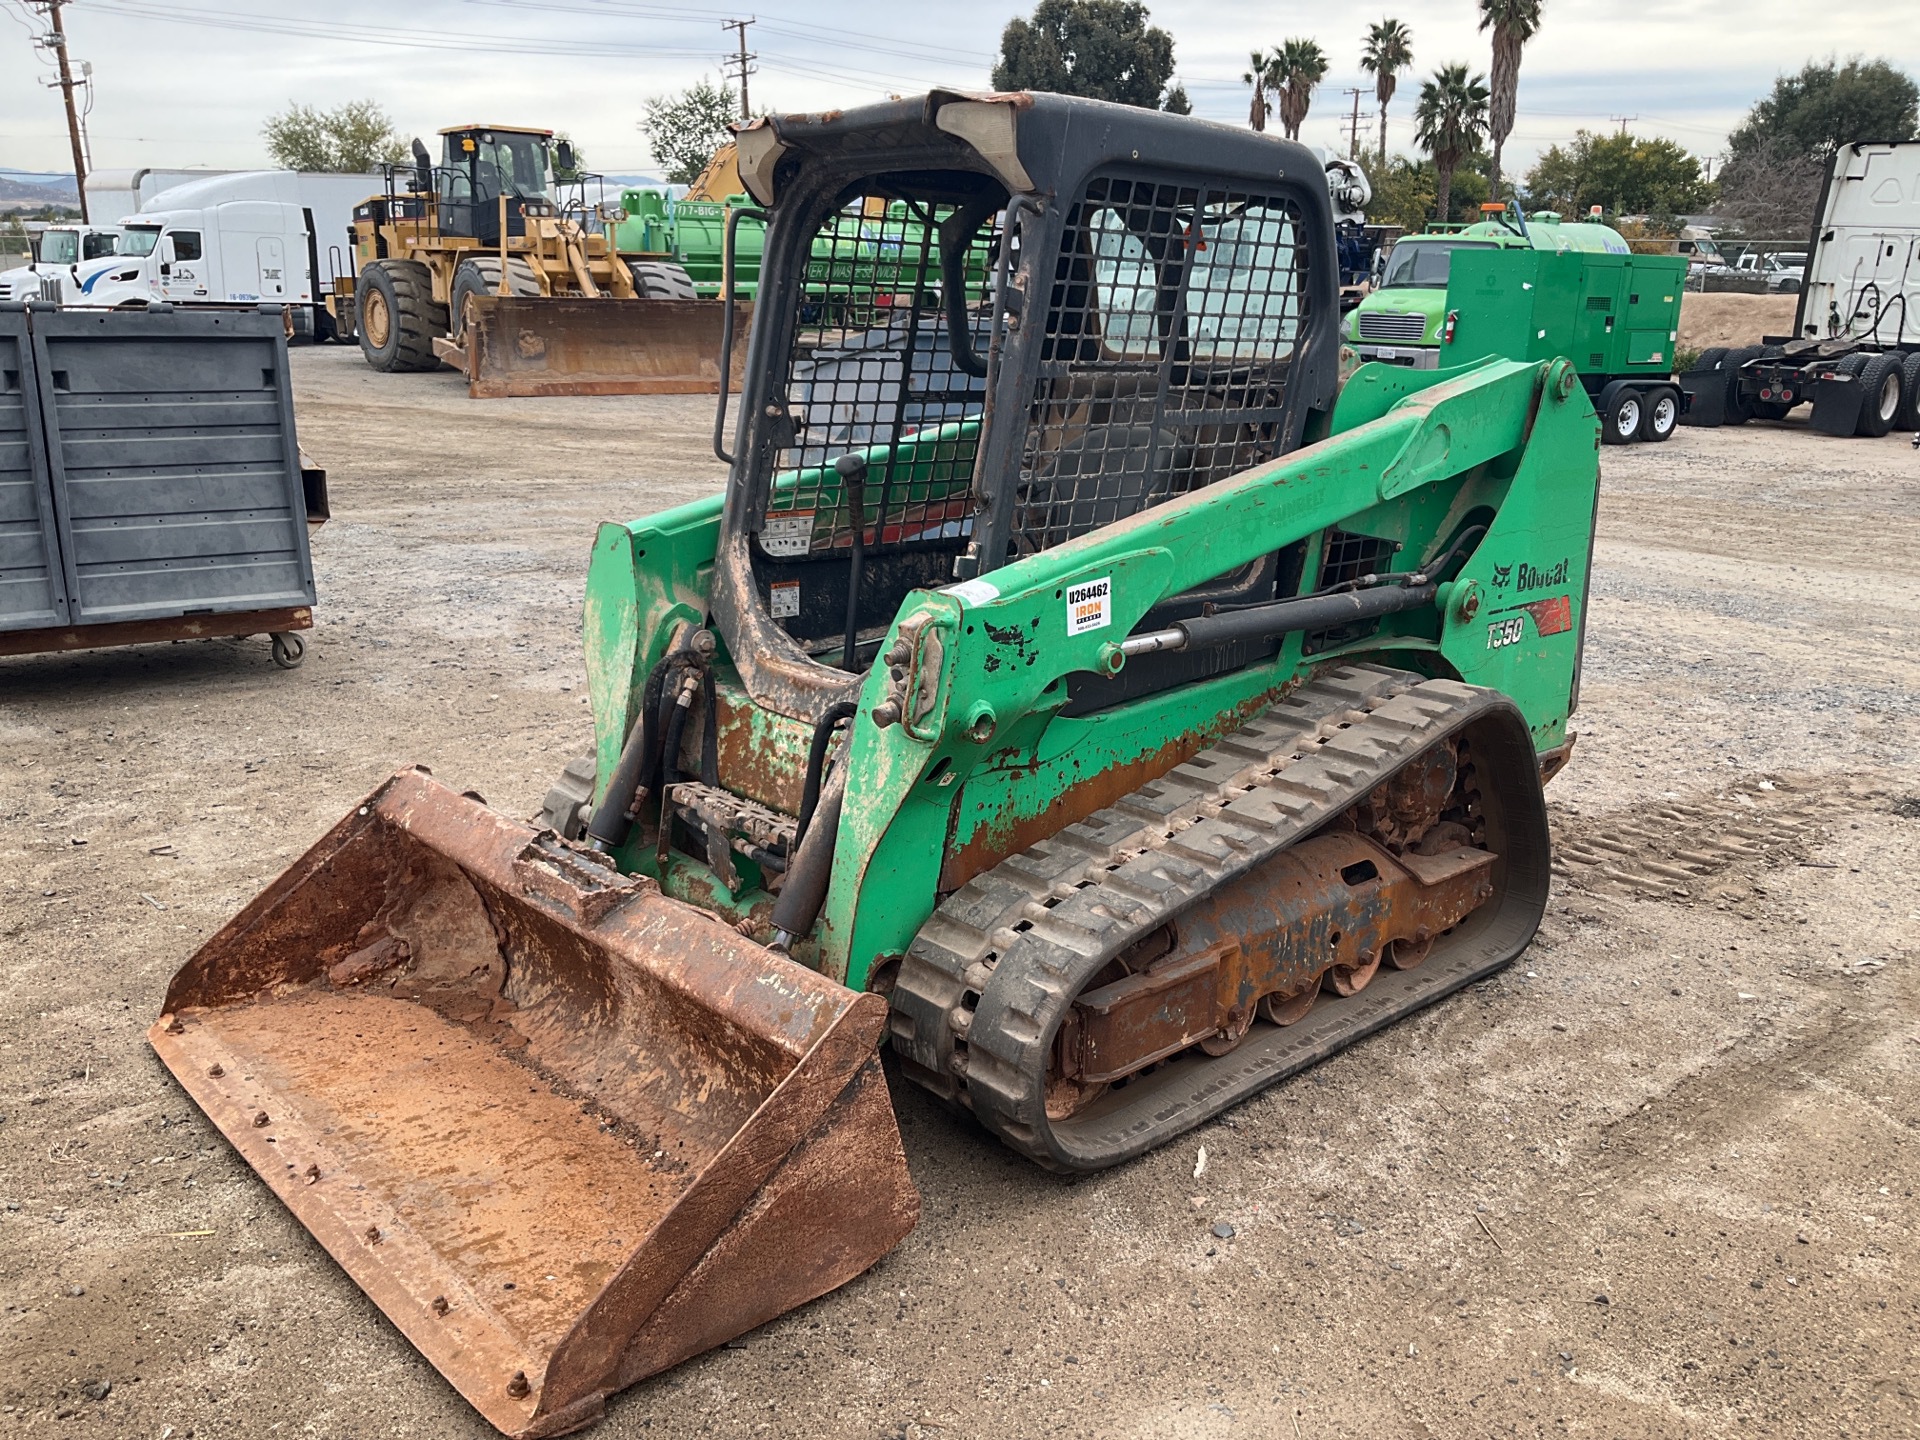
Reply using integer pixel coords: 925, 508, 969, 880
438, 124, 554, 138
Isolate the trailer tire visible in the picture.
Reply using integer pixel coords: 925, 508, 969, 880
1854, 353, 1903, 438
1694, 347, 1729, 374
1640, 385, 1680, 442
628, 260, 699, 300
1601, 386, 1643, 445
357, 260, 446, 373
1895, 353, 1920, 431
449, 258, 541, 339
1719, 345, 1767, 425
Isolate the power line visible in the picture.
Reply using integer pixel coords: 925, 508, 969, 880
16, 0, 92, 219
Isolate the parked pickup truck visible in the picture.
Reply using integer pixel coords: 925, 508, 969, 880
1711, 250, 1806, 293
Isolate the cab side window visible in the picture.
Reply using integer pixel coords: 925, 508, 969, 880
170, 231, 203, 262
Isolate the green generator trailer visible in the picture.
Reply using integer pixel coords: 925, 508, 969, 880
1437, 246, 1691, 444
152, 93, 1603, 1437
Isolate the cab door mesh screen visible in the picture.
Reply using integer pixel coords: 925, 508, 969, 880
757, 185, 1001, 563
1011, 177, 1307, 555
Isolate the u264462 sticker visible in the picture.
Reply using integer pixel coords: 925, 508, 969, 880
1066, 576, 1112, 636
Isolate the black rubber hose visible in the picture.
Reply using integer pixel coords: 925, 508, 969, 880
770, 755, 848, 943
795, 701, 858, 847
657, 679, 694, 791
584, 657, 674, 851
699, 665, 720, 788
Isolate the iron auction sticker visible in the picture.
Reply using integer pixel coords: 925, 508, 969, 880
1066, 576, 1112, 636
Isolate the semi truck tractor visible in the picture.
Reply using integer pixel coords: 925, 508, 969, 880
0, 223, 125, 304
1680, 140, 1920, 437
1347, 204, 1632, 367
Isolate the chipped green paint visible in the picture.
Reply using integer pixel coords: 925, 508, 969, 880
582, 356, 1598, 992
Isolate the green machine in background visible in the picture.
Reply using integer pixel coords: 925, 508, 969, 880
1438, 246, 1690, 444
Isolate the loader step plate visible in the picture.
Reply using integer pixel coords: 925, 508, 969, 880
890, 664, 1552, 1172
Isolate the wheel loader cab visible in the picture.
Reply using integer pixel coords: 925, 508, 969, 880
712, 94, 1341, 720
437, 125, 556, 245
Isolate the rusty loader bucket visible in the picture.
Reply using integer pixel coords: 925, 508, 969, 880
148, 769, 917, 1437
450, 295, 753, 399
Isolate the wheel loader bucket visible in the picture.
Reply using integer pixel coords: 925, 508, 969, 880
453, 295, 753, 399
148, 769, 917, 1438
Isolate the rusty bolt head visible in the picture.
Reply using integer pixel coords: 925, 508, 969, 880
252, 1111, 270, 1128
207, 1064, 224, 1078
886, 639, 913, 667
431, 1296, 450, 1316
164, 1017, 185, 1035
304, 1164, 320, 1185
690, 627, 718, 657
1414, 925, 1432, 944
365, 1225, 382, 1245
1457, 588, 1481, 621
870, 700, 902, 728
733, 917, 757, 938
506, 1371, 531, 1399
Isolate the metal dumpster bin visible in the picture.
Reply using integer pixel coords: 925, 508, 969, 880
0, 303, 321, 667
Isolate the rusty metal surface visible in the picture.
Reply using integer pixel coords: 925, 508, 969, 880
0, 606, 313, 659
1057, 829, 1496, 1091
462, 296, 752, 399
148, 769, 916, 1438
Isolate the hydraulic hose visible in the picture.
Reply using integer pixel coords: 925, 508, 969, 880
584, 656, 676, 852
795, 701, 858, 848
770, 752, 848, 948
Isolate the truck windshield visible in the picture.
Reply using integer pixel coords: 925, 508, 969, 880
119, 227, 162, 257
475, 132, 549, 199
1378, 239, 1495, 289
38, 229, 79, 265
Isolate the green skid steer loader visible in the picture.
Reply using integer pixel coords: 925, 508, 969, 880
151, 92, 1599, 1437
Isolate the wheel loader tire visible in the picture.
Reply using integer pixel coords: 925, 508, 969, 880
1640, 385, 1680, 441
356, 260, 446, 373
628, 259, 699, 300
449, 257, 541, 339
1601, 386, 1644, 445
1895, 352, 1920, 431
536, 753, 597, 841
1749, 400, 1793, 422
1855, 353, 1903, 438
1719, 344, 1767, 426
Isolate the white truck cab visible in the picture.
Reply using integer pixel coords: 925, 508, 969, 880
0, 223, 126, 304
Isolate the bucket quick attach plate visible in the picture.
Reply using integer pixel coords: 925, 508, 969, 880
149, 769, 916, 1437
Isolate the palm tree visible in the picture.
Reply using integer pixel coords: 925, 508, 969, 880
1478, 0, 1544, 200
1413, 63, 1490, 224
1275, 38, 1328, 142
1243, 49, 1276, 133
1359, 19, 1414, 159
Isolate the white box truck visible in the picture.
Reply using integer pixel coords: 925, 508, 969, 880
74, 171, 376, 339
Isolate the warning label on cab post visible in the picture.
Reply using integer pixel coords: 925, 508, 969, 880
1066, 576, 1112, 636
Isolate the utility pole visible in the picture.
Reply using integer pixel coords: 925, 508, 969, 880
1340, 88, 1371, 160
30, 0, 91, 220
1608, 114, 1638, 137
721, 18, 756, 122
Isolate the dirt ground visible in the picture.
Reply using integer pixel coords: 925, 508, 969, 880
3, 346, 1916, 1439
1677, 293, 1800, 352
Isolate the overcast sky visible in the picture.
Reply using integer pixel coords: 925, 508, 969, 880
2, 0, 1914, 180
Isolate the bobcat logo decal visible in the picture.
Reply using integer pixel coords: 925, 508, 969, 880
1490, 562, 1513, 588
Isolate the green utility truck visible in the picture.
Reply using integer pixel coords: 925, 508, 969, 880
1438, 246, 1690, 444
1348, 207, 1632, 367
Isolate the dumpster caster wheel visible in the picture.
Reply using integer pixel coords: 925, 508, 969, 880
270, 633, 306, 669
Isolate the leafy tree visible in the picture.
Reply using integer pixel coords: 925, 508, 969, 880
1244, 49, 1276, 133
1162, 83, 1192, 115
1414, 63, 1490, 225
262, 100, 408, 172
641, 79, 739, 185
992, 0, 1186, 111
1522, 130, 1712, 218
1360, 18, 1414, 159
1477, 0, 1543, 200
1717, 58, 1919, 237
1275, 38, 1328, 142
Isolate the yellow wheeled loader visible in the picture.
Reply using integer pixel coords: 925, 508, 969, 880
154, 92, 1600, 1435
330, 124, 747, 398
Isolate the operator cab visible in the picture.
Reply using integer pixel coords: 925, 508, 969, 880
430, 124, 561, 244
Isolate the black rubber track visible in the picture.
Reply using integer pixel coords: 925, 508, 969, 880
889, 663, 1553, 1172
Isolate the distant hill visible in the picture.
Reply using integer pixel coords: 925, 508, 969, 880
0, 172, 81, 210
